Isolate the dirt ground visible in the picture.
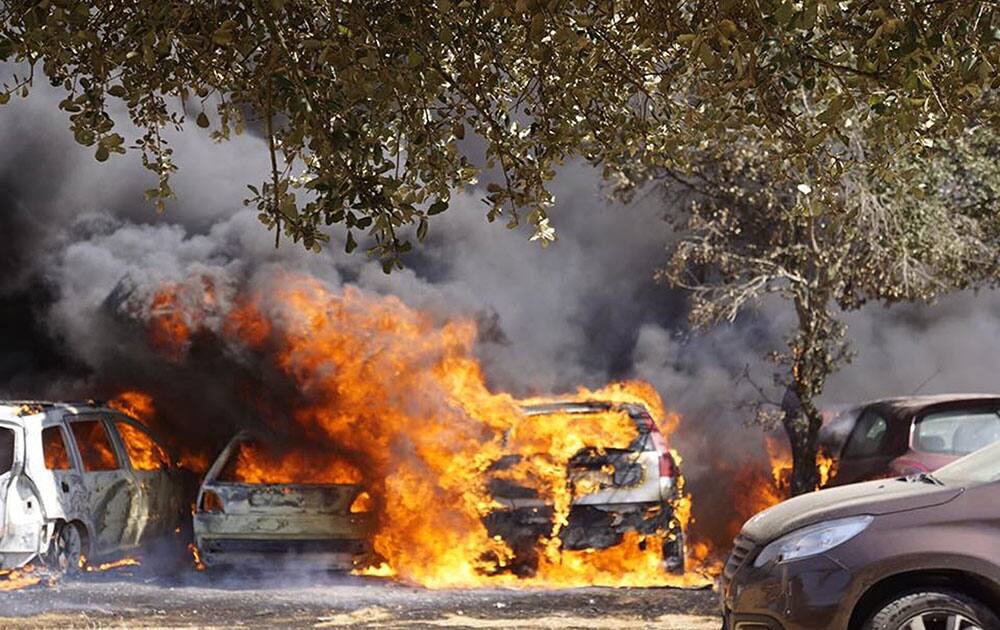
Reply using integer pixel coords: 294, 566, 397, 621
0, 565, 722, 629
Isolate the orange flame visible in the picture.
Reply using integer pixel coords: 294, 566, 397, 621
85, 557, 141, 572
109, 390, 210, 472
817, 449, 838, 487
134, 274, 717, 587
0, 565, 42, 591
188, 543, 206, 571
224, 441, 363, 485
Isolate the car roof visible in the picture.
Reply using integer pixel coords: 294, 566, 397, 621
864, 393, 1000, 418
0, 400, 111, 425
518, 400, 649, 417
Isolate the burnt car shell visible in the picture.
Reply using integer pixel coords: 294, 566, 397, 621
484, 401, 685, 576
193, 432, 373, 570
722, 447, 1000, 630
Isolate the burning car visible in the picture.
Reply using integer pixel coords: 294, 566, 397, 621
484, 401, 686, 575
193, 431, 374, 570
0, 400, 189, 572
821, 394, 1000, 486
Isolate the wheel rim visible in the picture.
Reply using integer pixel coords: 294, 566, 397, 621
901, 610, 983, 630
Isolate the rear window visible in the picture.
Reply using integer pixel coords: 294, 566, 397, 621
42, 426, 72, 470
0, 427, 14, 475
116, 421, 171, 471
215, 439, 362, 485
914, 409, 1000, 455
70, 420, 120, 471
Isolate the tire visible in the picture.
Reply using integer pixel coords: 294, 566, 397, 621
662, 530, 685, 574
44, 521, 86, 575
863, 589, 1000, 630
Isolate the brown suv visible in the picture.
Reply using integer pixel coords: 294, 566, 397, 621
721, 441, 1000, 629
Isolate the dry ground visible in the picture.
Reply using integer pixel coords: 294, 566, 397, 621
0, 565, 721, 629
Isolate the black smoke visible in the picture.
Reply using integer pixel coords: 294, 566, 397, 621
3, 80, 1000, 559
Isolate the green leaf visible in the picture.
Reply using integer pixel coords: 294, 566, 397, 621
775, 1, 794, 25
428, 199, 448, 215
107, 85, 127, 98
212, 28, 233, 45
196, 112, 210, 128
345, 231, 357, 253
95, 145, 110, 162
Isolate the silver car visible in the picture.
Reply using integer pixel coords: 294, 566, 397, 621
193, 431, 373, 570
0, 401, 187, 572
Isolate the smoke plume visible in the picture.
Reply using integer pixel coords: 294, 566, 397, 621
2, 81, 999, 558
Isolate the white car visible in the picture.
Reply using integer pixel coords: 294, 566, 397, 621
0, 401, 188, 572
486, 401, 686, 575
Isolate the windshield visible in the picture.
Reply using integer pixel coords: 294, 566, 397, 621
934, 441, 1000, 484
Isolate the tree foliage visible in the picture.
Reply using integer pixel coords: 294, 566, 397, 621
652, 127, 999, 494
2, 1, 997, 271
3, 1, 1000, 491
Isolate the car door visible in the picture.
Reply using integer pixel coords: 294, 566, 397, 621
65, 414, 143, 555
835, 407, 905, 485
110, 415, 177, 541
0, 423, 16, 541
39, 421, 89, 525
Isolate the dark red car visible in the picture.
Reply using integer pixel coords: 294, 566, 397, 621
820, 394, 1000, 486
722, 441, 1000, 629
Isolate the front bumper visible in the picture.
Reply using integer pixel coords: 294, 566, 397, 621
721, 539, 857, 630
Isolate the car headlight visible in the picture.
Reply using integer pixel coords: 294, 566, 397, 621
753, 515, 873, 568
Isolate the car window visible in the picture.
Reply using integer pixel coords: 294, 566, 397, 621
115, 421, 171, 471
843, 410, 890, 457
914, 409, 1000, 455
0, 427, 14, 475
69, 420, 121, 471
215, 439, 362, 485
42, 426, 72, 470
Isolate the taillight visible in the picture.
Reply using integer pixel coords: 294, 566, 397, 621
648, 426, 676, 478
658, 451, 677, 478
200, 490, 224, 513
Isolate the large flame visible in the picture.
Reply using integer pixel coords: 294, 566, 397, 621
118, 273, 717, 588
109, 391, 210, 471
728, 434, 838, 532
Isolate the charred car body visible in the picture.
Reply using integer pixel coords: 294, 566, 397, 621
193, 431, 373, 570
821, 394, 1000, 486
484, 401, 685, 575
0, 401, 188, 572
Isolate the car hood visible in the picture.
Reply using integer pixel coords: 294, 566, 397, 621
741, 478, 964, 544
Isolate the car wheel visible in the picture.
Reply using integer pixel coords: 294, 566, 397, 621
864, 589, 1000, 630
44, 522, 86, 575
661, 530, 685, 574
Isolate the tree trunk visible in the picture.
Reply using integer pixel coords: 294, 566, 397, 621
782, 284, 839, 497
779, 384, 821, 496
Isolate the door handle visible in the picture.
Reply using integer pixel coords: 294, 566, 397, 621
61, 481, 70, 493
